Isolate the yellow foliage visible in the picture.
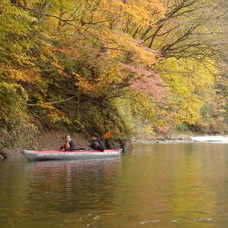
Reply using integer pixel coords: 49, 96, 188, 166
47, 109, 71, 124
103, 30, 157, 65
102, 0, 165, 27
156, 57, 217, 124
7, 66, 41, 83
1, 0, 225, 139
37, 101, 55, 110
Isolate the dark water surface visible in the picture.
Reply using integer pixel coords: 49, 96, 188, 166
1, 143, 228, 228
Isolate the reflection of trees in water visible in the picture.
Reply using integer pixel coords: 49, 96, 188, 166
25, 158, 121, 212
116, 144, 228, 220
0, 161, 29, 225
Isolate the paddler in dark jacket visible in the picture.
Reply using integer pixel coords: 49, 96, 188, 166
60, 135, 77, 151
90, 134, 105, 151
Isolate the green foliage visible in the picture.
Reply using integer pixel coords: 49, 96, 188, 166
0, 1, 36, 65
175, 123, 189, 132
0, 83, 36, 150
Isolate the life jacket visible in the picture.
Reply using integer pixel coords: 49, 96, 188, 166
62, 142, 70, 150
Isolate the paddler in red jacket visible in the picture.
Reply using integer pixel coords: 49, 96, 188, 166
60, 135, 77, 151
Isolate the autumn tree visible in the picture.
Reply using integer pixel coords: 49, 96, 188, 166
1, 0, 228, 156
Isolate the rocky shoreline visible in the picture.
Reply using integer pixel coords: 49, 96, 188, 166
1, 133, 227, 160
131, 135, 228, 144
132, 138, 192, 144
131, 134, 192, 144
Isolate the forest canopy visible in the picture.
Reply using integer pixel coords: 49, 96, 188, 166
0, 0, 227, 151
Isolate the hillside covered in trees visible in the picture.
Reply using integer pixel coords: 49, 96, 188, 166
0, 0, 228, 156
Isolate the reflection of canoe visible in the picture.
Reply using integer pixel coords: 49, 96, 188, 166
22, 149, 122, 161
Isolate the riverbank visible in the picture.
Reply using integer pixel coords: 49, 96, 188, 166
131, 133, 192, 144
132, 134, 228, 144
0, 131, 89, 160
1, 132, 227, 160
0, 130, 132, 160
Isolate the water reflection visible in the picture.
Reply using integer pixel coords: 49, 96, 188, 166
25, 158, 121, 212
0, 158, 121, 228
1, 144, 228, 228
112, 144, 228, 227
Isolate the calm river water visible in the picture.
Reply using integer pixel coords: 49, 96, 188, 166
1, 143, 228, 228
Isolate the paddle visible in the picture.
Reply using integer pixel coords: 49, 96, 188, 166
86, 130, 116, 147
102, 130, 116, 139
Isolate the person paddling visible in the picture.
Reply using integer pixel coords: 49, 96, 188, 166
90, 134, 105, 151
60, 135, 77, 151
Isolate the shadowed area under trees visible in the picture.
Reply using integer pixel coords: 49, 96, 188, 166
0, 0, 227, 158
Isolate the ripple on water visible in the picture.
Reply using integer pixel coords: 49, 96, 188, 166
139, 219, 161, 225
138, 217, 215, 225
193, 217, 214, 222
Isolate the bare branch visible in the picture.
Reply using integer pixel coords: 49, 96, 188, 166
27, 96, 77, 106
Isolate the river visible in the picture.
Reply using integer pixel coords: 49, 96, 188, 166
0, 143, 228, 227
